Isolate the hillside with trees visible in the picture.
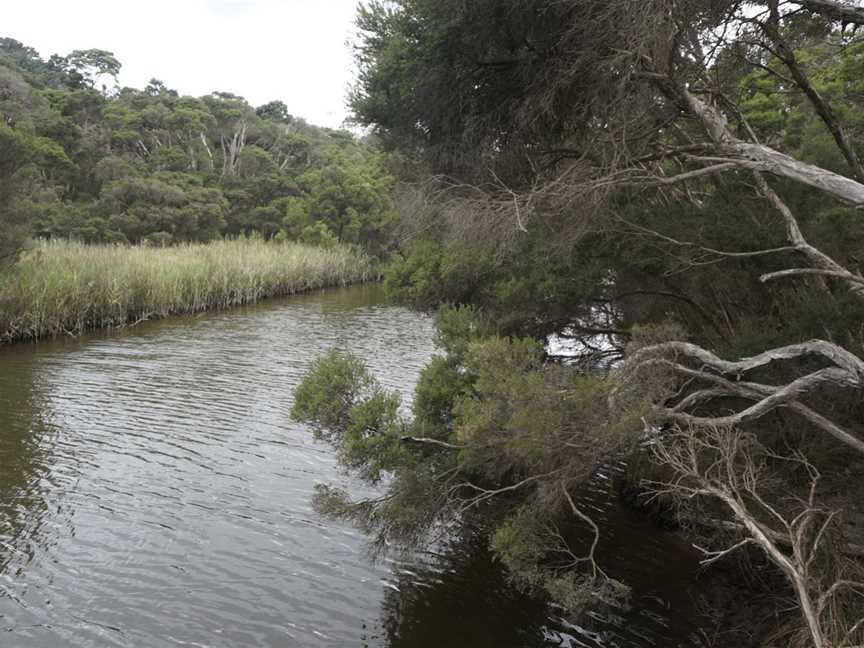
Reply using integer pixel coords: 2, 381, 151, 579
292, 2, 864, 646
0, 37, 396, 259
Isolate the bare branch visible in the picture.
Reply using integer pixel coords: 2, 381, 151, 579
631, 355, 864, 455
668, 367, 860, 428
754, 9, 864, 180
694, 537, 755, 566
620, 217, 802, 258
401, 436, 467, 450
680, 87, 864, 206
561, 481, 607, 580
453, 469, 565, 513
594, 161, 740, 189
621, 338, 864, 379
760, 267, 864, 286
792, 0, 864, 26
752, 167, 864, 299
648, 427, 854, 648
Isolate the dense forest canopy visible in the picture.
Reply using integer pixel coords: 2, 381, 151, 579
0, 37, 396, 260
292, 2, 864, 646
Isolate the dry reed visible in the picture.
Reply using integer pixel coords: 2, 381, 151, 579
0, 238, 377, 342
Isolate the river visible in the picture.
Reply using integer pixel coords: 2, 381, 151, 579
0, 285, 709, 647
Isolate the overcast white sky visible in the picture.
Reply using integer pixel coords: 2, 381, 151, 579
4, 0, 363, 128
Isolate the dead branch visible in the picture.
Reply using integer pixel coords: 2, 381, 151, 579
401, 436, 467, 450
752, 172, 864, 299
654, 358, 864, 455
667, 367, 859, 427
649, 426, 863, 648
792, 0, 864, 26
673, 86, 864, 299
760, 267, 864, 286
451, 468, 566, 513
678, 86, 864, 207
561, 481, 608, 580
614, 340, 864, 455
620, 338, 864, 378
700, 516, 864, 558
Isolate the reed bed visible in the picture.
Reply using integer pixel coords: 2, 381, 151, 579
0, 239, 377, 342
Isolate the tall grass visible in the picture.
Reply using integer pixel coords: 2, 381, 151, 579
0, 239, 377, 342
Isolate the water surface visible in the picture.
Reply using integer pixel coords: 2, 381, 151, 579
0, 285, 706, 647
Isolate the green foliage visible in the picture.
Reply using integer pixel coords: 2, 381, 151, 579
0, 121, 72, 268
62, 49, 121, 90
292, 329, 648, 613
411, 356, 470, 434
0, 125, 35, 267
352, 0, 586, 174
298, 221, 339, 249
542, 572, 631, 615
433, 304, 498, 360
453, 337, 547, 447
492, 506, 631, 614
283, 146, 398, 256
0, 38, 397, 255
292, 350, 407, 482
490, 507, 549, 585
383, 242, 451, 306
255, 100, 292, 123
292, 350, 376, 442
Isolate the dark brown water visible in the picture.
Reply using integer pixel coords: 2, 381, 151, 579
0, 285, 707, 647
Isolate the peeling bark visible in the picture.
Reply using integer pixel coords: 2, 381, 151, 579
623, 338, 864, 378
724, 141, 864, 206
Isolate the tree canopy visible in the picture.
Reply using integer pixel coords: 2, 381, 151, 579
0, 38, 396, 257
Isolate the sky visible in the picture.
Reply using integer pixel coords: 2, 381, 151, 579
4, 0, 363, 128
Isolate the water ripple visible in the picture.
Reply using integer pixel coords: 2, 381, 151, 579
0, 285, 705, 648
0, 287, 436, 647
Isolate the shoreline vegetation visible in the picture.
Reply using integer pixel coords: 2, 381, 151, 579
0, 238, 376, 343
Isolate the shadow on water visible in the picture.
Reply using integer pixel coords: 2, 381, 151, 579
373, 529, 554, 648
0, 350, 63, 573
370, 465, 707, 648
0, 284, 708, 647
0, 344, 80, 638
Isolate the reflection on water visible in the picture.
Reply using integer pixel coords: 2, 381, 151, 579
1, 285, 706, 647
375, 465, 706, 648
376, 529, 554, 647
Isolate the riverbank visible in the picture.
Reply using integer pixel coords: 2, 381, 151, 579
0, 239, 377, 343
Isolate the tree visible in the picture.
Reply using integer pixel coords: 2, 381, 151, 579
60, 49, 121, 92
0, 37, 397, 252
295, 1, 864, 643
256, 100, 292, 123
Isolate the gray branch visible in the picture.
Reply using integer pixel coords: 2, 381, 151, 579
792, 0, 864, 26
